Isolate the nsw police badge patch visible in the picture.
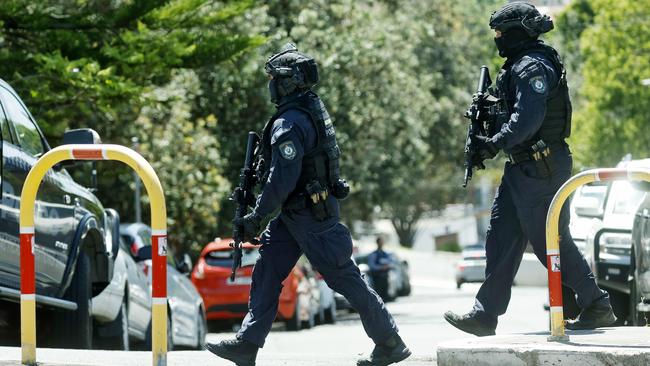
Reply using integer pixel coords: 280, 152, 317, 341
530, 76, 547, 94
279, 141, 297, 160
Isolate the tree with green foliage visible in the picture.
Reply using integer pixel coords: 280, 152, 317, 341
0, 0, 263, 251
556, 0, 650, 168
203, 0, 500, 247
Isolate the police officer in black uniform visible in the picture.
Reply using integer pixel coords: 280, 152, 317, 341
444, 2, 616, 336
206, 44, 411, 366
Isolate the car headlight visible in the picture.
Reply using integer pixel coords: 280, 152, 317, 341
599, 232, 632, 256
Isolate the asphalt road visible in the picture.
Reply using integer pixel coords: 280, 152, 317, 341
202, 250, 550, 365
0, 250, 550, 365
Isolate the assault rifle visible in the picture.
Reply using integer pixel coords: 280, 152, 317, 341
230, 131, 260, 281
462, 65, 497, 188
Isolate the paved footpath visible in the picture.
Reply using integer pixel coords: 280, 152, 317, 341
437, 327, 650, 366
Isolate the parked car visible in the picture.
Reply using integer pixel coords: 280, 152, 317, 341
581, 158, 650, 324
121, 223, 207, 349
455, 244, 486, 289
392, 253, 412, 297
291, 257, 321, 330
569, 181, 610, 256
191, 240, 259, 322
0, 78, 120, 349
314, 271, 337, 324
192, 238, 320, 331
356, 252, 399, 301
631, 185, 650, 325
92, 211, 151, 350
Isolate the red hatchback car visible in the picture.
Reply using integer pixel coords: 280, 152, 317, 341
191, 238, 319, 330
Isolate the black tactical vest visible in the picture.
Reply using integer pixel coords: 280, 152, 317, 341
260, 91, 342, 194
496, 43, 572, 150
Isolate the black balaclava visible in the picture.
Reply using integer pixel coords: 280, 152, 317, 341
494, 28, 536, 58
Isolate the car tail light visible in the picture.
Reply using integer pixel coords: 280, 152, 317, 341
457, 263, 465, 270
195, 259, 205, 280
130, 242, 138, 257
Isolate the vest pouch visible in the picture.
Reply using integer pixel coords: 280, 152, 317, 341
306, 180, 333, 221
527, 140, 551, 179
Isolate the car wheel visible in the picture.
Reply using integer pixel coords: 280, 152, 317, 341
316, 305, 325, 325
167, 313, 174, 352
61, 252, 93, 349
398, 281, 411, 297
196, 310, 207, 350
141, 311, 173, 351
325, 300, 337, 324
456, 281, 462, 290
285, 300, 301, 331
102, 298, 130, 350
630, 248, 647, 326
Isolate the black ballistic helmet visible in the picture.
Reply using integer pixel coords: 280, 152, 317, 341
489, 2, 554, 37
265, 43, 319, 104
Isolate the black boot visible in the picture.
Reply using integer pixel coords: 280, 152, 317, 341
205, 338, 258, 366
357, 333, 411, 366
443, 310, 496, 337
566, 301, 617, 330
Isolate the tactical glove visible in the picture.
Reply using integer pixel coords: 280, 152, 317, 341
233, 212, 262, 243
331, 179, 350, 199
475, 135, 499, 160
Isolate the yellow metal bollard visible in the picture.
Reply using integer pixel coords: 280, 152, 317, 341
545, 168, 650, 342
19, 144, 168, 366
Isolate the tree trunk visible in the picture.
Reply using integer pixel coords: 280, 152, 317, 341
390, 206, 424, 248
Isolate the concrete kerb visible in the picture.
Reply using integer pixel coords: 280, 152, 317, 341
437, 327, 650, 366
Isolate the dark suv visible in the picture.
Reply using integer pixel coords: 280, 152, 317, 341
0, 78, 117, 348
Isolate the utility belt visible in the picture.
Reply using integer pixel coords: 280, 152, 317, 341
508, 140, 567, 180
508, 140, 566, 164
283, 180, 335, 221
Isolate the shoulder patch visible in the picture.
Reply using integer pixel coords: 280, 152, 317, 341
529, 76, 547, 94
279, 140, 297, 160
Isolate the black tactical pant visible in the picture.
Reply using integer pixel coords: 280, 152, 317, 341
237, 206, 398, 347
473, 146, 607, 326
371, 272, 390, 301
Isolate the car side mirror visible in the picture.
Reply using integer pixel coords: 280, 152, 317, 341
177, 254, 192, 275
60, 128, 101, 191
63, 128, 102, 145
135, 245, 152, 262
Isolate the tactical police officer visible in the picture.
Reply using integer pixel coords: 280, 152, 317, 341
444, 2, 616, 336
206, 44, 411, 366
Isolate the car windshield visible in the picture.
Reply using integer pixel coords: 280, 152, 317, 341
137, 227, 152, 248
205, 247, 260, 267
462, 245, 486, 260
463, 244, 485, 252
574, 184, 608, 211
610, 181, 646, 215
354, 254, 369, 265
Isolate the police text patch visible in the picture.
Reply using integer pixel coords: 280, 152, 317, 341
530, 76, 547, 94
279, 141, 297, 160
